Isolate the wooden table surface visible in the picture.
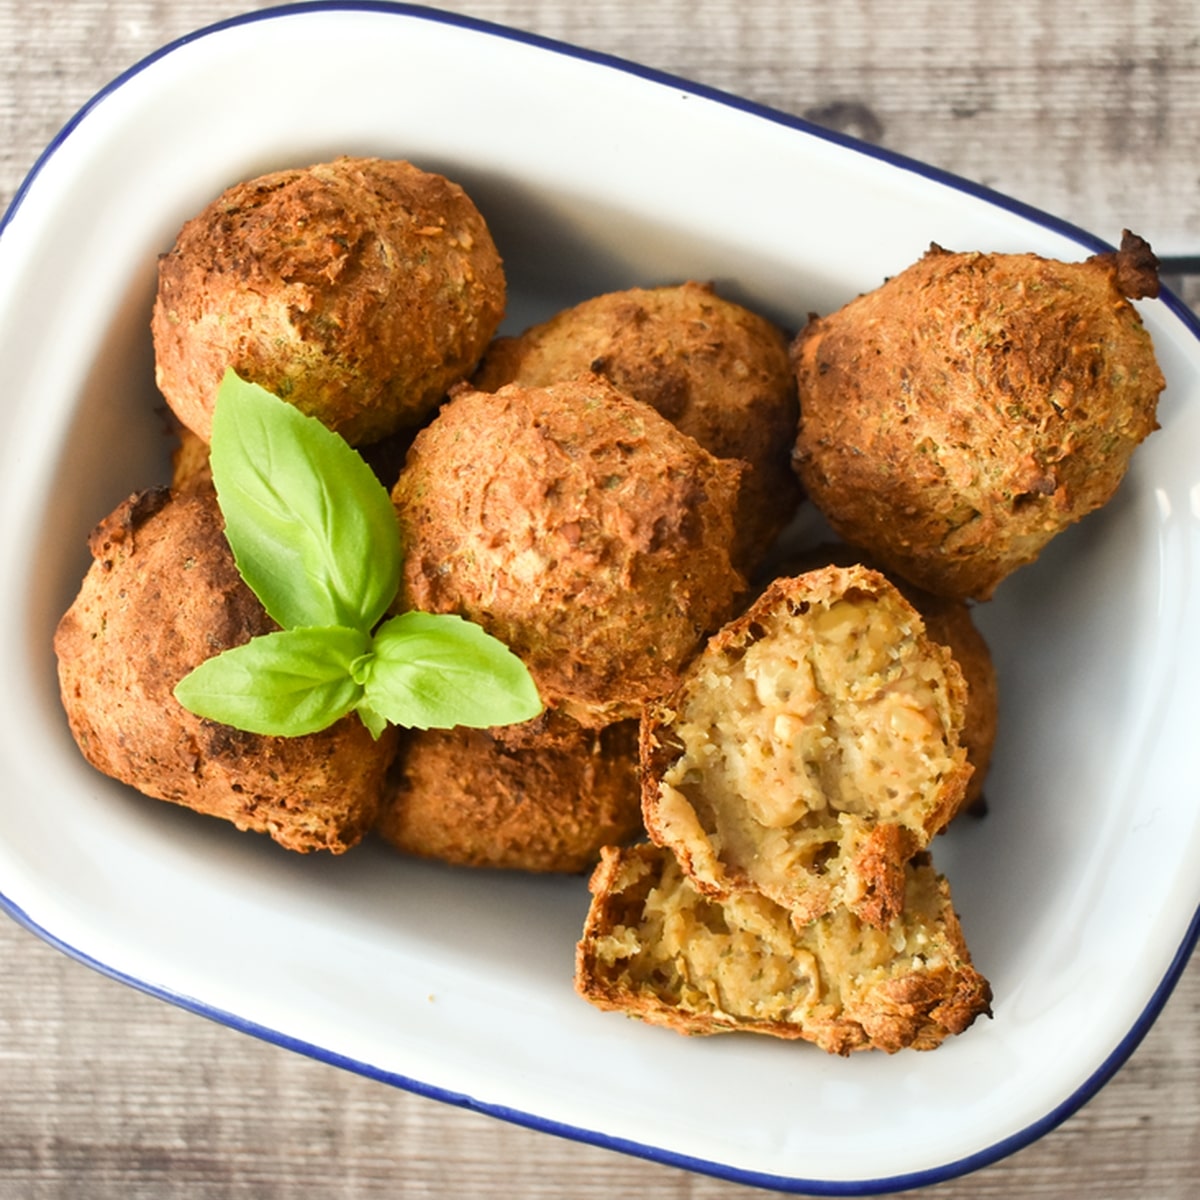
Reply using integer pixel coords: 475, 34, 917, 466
2, 2, 1198, 1196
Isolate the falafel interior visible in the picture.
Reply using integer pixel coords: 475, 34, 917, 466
764, 543, 999, 813
575, 844, 992, 1054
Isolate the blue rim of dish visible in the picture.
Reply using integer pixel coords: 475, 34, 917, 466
2, 3, 1199, 1194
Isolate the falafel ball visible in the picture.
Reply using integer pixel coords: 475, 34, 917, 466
791, 231, 1166, 600
54, 484, 397, 853
392, 376, 747, 725
474, 281, 801, 565
152, 156, 506, 446
641, 565, 972, 930
576, 845, 992, 1053
376, 721, 641, 873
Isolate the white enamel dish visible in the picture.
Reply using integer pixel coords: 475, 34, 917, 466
1, 3, 1198, 1193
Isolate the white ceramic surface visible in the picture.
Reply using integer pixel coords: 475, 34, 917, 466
1, 4, 1198, 1193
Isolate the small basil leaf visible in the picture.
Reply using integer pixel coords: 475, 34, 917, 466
210, 370, 401, 632
360, 611, 543, 731
355, 701, 390, 741
173, 625, 370, 737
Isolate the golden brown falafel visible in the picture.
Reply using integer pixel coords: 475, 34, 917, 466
54, 485, 397, 853
392, 376, 747, 724
152, 156, 505, 446
376, 721, 641, 873
641, 565, 971, 929
473, 281, 801, 565
575, 844, 992, 1054
791, 232, 1165, 599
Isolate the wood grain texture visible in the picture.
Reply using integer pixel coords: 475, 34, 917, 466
2, 2, 1198, 1197
4, 0, 1197, 254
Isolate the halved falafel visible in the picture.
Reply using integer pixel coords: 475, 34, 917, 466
641, 565, 971, 929
575, 844, 992, 1054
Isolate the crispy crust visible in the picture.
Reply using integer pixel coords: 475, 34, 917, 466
54, 485, 396, 853
375, 721, 641, 873
575, 844, 992, 1054
152, 156, 505, 446
641, 565, 971, 928
472, 281, 801, 565
791, 235, 1165, 599
392, 376, 747, 722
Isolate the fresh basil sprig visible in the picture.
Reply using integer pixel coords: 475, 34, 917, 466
173, 370, 542, 738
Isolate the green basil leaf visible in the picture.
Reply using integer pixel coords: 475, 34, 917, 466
173, 625, 370, 737
354, 701, 390, 742
360, 612, 543, 731
209, 370, 401, 632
